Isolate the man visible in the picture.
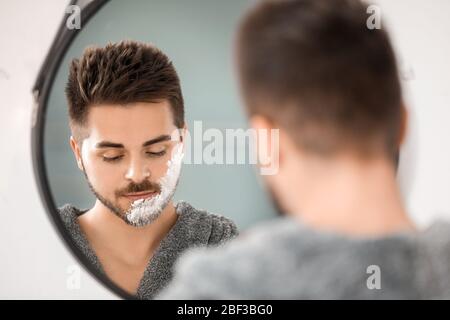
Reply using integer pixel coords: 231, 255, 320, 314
158, 0, 450, 299
59, 40, 238, 299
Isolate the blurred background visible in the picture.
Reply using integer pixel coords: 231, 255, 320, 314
0, 0, 449, 299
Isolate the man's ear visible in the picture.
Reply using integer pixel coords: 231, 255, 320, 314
398, 104, 409, 147
69, 136, 84, 171
181, 123, 188, 143
249, 115, 280, 173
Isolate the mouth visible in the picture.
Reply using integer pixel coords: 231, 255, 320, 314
123, 191, 158, 201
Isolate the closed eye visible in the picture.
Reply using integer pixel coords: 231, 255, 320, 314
146, 150, 166, 158
102, 155, 124, 162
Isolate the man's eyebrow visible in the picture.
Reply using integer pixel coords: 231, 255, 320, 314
95, 141, 124, 149
94, 135, 172, 149
142, 135, 172, 147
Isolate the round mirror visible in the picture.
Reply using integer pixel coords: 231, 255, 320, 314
32, 0, 277, 299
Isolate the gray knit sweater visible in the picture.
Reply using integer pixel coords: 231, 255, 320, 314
157, 216, 450, 299
58, 201, 238, 299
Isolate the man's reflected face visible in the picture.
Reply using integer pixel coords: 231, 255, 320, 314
73, 101, 182, 222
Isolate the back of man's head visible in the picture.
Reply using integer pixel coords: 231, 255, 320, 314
236, 0, 403, 160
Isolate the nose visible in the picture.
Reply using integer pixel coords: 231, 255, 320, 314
125, 157, 151, 183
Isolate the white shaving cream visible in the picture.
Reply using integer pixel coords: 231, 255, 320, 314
125, 143, 184, 227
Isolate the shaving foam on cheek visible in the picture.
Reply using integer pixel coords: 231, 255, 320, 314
125, 144, 184, 227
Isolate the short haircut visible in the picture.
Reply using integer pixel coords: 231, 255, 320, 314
66, 40, 184, 142
236, 0, 403, 158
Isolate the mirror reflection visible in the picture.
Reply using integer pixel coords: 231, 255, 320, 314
43, 0, 276, 299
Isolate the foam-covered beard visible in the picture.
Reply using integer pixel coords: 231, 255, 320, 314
124, 143, 184, 227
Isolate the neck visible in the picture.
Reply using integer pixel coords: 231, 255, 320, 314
81, 200, 178, 262
284, 154, 416, 237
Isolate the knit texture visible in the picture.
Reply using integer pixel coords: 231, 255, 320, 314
158, 217, 450, 299
58, 201, 238, 299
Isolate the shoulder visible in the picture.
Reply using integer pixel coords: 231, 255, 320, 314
57, 203, 92, 240
175, 201, 239, 246
157, 217, 297, 299
57, 204, 83, 230
160, 219, 450, 299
